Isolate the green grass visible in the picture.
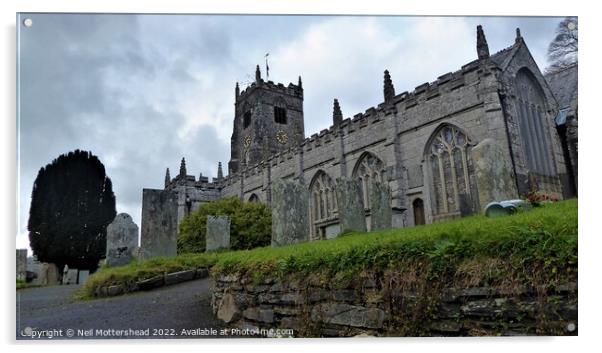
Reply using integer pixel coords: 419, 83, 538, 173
16, 279, 41, 290
79, 199, 577, 298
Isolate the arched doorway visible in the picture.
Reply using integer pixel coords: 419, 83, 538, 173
413, 198, 425, 225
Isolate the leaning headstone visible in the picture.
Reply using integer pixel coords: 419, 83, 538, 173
78, 270, 90, 285
271, 181, 310, 247
370, 181, 392, 231
472, 139, 518, 209
140, 189, 178, 258
336, 178, 367, 233
63, 269, 78, 285
206, 215, 231, 251
106, 213, 139, 267
16, 249, 27, 281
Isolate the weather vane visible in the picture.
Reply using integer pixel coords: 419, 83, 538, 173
265, 53, 270, 80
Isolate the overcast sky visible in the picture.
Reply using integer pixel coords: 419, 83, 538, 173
16, 14, 565, 253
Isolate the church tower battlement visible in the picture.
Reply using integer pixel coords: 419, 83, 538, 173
228, 65, 305, 174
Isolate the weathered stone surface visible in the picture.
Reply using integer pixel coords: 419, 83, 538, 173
271, 181, 310, 247
164, 269, 196, 286
217, 293, 241, 323
195, 268, 209, 279
106, 213, 139, 267
32, 263, 60, 286
137, 275, 165, 290
63, 269, 78, 285
430, 321, 463, 333
336, 178, 367, 233
272, 306, 300, 316
472, 139, 518, 209
369, 181, 392, 231
16, 249, 27, 281
77, 270, 90, 284
45, 263, 60, 285
259, 292, 304, 305
140, 189, 178, 258
458, 193, 474, 217
206, 215, 231, 251
280, 317, 301, 330
332, 289, 358, 302
107, 285, 124, 296
243, 307, 275, 323
311, 303, 387, 329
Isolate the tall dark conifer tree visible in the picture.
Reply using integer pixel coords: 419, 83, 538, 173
28, 150, 116, 270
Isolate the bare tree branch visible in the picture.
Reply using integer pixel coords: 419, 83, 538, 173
546, 17, 578, 73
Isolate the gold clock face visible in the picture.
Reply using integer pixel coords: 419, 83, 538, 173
276, 130, 288, 145
243, 136, 252, 148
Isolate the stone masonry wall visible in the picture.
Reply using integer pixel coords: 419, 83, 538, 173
212, 273, 577, 337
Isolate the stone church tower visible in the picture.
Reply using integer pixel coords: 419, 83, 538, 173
228, 65, 305, 174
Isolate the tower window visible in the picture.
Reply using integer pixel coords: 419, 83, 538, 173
243, 111, 251, 129
274, 106, 287, 124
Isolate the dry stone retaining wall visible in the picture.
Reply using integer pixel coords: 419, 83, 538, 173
211, 273, 577, 337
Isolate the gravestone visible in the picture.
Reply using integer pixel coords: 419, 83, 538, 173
106, 213, 139, 267
472, 139, 518, 209
206, 215, 231, 251
336, 179, 367, 233
46, 263, 59, 285
370, 181, 392, 231
484, 199, 529, 218
271, 181, 310, 247
63, 269, 78, 285
16, 249, 27, 281
140, 189, 178, 258
32, 263, 59, 286
78, 270, 90, 284
458, 193, 474, 217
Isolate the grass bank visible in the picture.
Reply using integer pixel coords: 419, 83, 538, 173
78, 199, 577, 298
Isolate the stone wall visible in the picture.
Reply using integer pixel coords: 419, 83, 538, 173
211, 273, 577, 337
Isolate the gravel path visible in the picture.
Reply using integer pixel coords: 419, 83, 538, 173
16, 278, 227, 340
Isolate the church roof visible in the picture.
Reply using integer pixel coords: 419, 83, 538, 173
490, 43, 520, 69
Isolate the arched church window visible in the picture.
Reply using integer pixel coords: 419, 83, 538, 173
309, 171, 337, 240
514, 68, 554, 177
352, 152, 386, 210
426, 124, 473, 218
243, 111, 252, 129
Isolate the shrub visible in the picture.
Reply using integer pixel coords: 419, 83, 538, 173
177, 197, 272, 253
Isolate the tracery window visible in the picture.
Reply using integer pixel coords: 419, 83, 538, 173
309, 171, 337, 240
514, 68, 554, 177
352, 152, 386, 210
427, 125, 473, 217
